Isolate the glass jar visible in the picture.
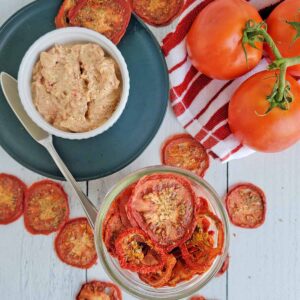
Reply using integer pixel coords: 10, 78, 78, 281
94, 166, 230, 300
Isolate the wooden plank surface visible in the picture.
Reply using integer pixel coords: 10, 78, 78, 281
0, 1, 299, 300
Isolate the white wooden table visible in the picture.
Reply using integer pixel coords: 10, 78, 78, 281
1, 1, 300, 300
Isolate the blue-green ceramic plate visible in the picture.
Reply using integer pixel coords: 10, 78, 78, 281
0, 0, 169, 181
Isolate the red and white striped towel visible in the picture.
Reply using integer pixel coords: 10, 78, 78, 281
161, 0, 282, 162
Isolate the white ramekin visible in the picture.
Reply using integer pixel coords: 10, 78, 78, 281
18, 27, 130, 140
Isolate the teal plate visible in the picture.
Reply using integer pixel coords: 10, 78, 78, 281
0, 0, 169, 181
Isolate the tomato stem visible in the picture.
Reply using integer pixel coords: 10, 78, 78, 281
276, 63, 287, 102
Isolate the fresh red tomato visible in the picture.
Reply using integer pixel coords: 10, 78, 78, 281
0, 174, 26, 225
131, 0, 184, 27
266, 0, 300, 77
69, 0, 131, 44
228, 70, 300, 152
187, 0, 263, 80
128, 173, 196, 252
76, 281, 122, 300
55, 217, 97, 269
226, 183, 266, 229
24, 180, 69, 235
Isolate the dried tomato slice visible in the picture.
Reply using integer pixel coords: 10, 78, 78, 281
167, 257, 195, 286
55, 0, 78, 28
180, 212, 224, 273
190, 296, 206, 300
195, 197, 210, 213
131, 0, 184, 27
69, 0, 131, 44
0, 174, 26, 225
128, 173, 196, 252
161, 134, 209, 177
76, 281, 122, 300
24, 180, 69, 235
115, 228, 167, 274
55, 217, 97, 269
216, 254, 230, 277
139, 254, 176, 287
226, 183, 266, 228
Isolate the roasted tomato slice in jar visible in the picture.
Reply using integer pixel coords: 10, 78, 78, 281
69, 0, 131, 44
55, 0, 78, 28
128, 173, 196, 252
24, 180, 69, 235
161, 134, 210, 177
0, 174, 26, 225
131, 0, 184, 27
195, 197, 210, 213
180, 212, 224, 273
139, 254, 177, 287
55, 217, 97, 269
76, 281, 122, 300
226, 183, 266, 228
115, 228, 167, 274
167, 257, 195, 286
216, 254, 230, 277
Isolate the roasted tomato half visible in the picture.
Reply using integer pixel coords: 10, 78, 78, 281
139, 254, 177, 288
167, 257, 195, 286
55, 217, 97, 269
24, 180, 69, 235
161, 134, 210, 177
228, 70, 300, 153
266, 0, 300, 76
55, 0, 78, 28
187, 0, 263, 80
69, 0, 131, 44
128, 173, 196, 251
0, 174, 26, 225
180, 212, 224, 273
226, 183, 266, 228
131, 0, 184, 27
76, 281, 122, 300
115, 228, 167, 274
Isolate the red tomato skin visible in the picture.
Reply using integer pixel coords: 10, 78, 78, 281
24, 180, 69, 235
266, 0, 300, 77
228, 70, 300, 152
0, 174, 26, 225
187, 0, 263, 80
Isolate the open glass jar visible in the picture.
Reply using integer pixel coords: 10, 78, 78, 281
95, 166, 230, 300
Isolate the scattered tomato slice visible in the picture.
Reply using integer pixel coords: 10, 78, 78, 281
167, 257, 195, 286
128, 173, 196, 251
115, 228, 167, 274
76, 281, 122, 300
69, 0, 131, 44
139, 254, 176, 287
0, 174, 26, 225
55, 217, 97, 269
161, 134, 209, 177
190, 296, 206, 300
226, 183, 266, 228
55, 0, 78, 28
216, 254, 230, 277
131, 0, 184, 27
24, 180, 69, 235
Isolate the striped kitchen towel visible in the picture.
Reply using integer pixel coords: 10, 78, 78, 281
161, 0, 282, 162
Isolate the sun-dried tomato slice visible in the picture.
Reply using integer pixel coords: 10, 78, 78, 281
216, 254, 230, 277
226, 183, 266, 228
69, 0, 131, 44
131, 0, 184, 27
180, 212, 224, 273
55, 217, 97, 269
55, 0, 78, 28
24, 180, 69, 235
76, 281, 122, 300
161, 134, 209, 177
139, 254, 176, 287
0, 174, 26, 225
128, 173, 196, 252
167, 257, 195, 286
195, 197, 210, 213
190, 296, 206, 300
115, 228, 167, 274
103, 201, 126, 257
